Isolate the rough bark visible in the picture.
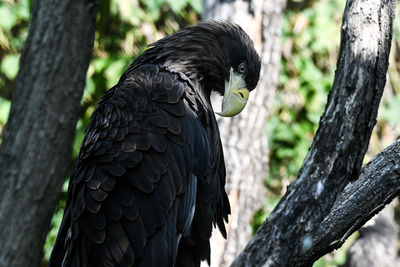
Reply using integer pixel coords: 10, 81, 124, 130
202, 0, 286, 266
231, 0, 397, 266
340, 202, 400, 267
308, 140, 400, 264
0, 1, 98, 267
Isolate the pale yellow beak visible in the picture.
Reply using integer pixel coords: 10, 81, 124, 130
216, 68, 249, 117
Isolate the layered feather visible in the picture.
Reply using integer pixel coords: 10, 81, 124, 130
49, 64, 230, 267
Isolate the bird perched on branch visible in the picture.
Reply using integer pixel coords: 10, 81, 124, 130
50, 20, 261, 267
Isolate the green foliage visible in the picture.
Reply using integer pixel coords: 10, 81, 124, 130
250, 197, 280, 235
267, 0, 345, 195
43, 179, 69, 260
0, 0, 30, 139
260, 0, 350, 266
0, 97, 10, 141
381, 95, 400, 127
1, 53, 19, 79
0, 1, 29, 101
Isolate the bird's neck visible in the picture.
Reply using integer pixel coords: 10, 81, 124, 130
131, 36, 226, 100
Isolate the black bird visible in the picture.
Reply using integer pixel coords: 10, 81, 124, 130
50, 20, 261, 267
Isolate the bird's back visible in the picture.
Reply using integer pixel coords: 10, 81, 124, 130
49, 64, 229, 267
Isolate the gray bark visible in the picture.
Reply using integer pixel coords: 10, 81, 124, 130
231, 0, 398, 266
0, 1, 98, 267
202, 0, 286, 266
308, 140, 400, 264
340, 203, 400, 267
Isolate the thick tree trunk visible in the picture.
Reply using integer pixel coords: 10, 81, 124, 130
203, 0, 286, 266
0, 1, 98, 267
231, 0, 398, 265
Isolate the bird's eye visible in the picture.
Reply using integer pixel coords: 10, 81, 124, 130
238, 63, 247, 75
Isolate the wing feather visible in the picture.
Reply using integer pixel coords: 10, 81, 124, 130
50, 64, 216, 267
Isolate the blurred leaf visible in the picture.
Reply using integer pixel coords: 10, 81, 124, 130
169, 0, 188, 13
381, 95, 400, 127
1, 54, 19, 79
83, 76, 96, 102
269, 0, 343, 189
250, 197, 280, 234
92, 57, 109, 73
73, 121, 85, 157
190, 0, 202, 13
105, 58, 130, 87
313, 258, 327, 267
0, 97, 11, 124
0, 5, 16, 31
43, 201, 65, 260
274, 123, 297, 143
13, 0, 30, 21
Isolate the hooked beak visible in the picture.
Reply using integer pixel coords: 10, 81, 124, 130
216, 68, 249, 117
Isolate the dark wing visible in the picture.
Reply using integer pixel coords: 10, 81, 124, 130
49, 65, 211, 267
175, 104, 231, 267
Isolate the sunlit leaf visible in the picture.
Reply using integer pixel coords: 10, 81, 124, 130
105, 58, 130, 87
0, 5, 16, 31
0, 97, 11, 124
1, 54, 19, 79
13, 0, 30, 20
190, 0, 202, 14
169, 0, 187, 13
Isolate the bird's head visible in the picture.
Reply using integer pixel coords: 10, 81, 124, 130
134, 20, 261, 117
211, 22, 261, 116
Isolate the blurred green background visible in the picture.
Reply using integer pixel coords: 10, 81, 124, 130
0, 0, 399, 266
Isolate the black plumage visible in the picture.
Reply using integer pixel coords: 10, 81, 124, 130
50, 20, 261, 267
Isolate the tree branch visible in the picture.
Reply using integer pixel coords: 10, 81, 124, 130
306, 139, 400, 264
231, 0, 397, 265
340, 203, 400, 267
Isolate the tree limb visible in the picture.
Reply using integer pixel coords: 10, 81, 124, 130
306, 139, 400, 264
231, 0, 397, 265
340, 203, 400, 267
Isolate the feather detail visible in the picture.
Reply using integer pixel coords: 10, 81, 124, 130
51, 63, 230, 267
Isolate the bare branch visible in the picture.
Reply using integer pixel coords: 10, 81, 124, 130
306, 139, 400, 264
